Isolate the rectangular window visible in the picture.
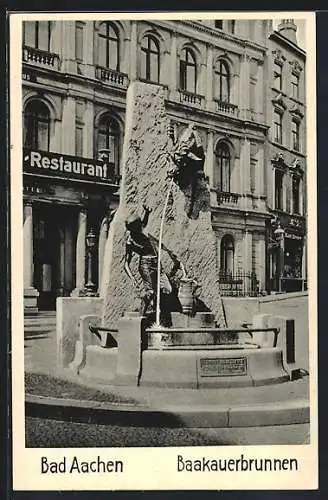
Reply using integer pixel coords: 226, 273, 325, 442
292, 176, 301, 214
292, 120, 300, 151
273, 62, 282, 91
75, 124, 83, 156
275, 170, 284, 210
23, 22, 36, 47
38, 21, 51, 51
215, 20, 223, 29
75, 22, 84, 63
291, 73, 299, 99
274, 111, 283, 144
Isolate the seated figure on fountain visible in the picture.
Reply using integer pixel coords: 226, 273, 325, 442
124, 204, 182, 322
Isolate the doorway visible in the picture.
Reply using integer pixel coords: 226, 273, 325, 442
33, 204, 76, 310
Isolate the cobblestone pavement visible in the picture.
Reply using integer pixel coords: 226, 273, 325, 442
26, 417, 310, 447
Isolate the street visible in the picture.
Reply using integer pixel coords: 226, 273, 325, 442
26, 417, 310, 447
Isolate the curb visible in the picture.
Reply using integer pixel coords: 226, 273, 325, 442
25, 394, 310, 428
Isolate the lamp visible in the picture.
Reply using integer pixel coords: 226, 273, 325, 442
84, 227, 97, 296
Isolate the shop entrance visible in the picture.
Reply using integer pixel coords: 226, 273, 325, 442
33, 204, 77, 310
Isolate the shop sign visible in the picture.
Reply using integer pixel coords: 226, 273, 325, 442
23, 148, 117, 184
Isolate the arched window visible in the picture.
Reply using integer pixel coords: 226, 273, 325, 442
214, 59, 230, 102
141, 35, 160, 83
97, 115, 120, 174
23, 21, 51, 51
214, 142, 231, 192
24, 100, 50, 151
179, 48, 197, 93
220, 235, 234, 275
98, 23, 120, 71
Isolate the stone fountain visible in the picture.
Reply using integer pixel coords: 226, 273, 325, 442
70, 81, 291, 389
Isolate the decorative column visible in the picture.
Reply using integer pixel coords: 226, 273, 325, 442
130, 21, 138, 80
169, 31, 177, 99
83, 100, 94, 158
61, 21, 77, 73
71, 208, 87, 296
61, 95, 76, 155
98, 216, 109, 293
240, 136, 251, 209
83, 21, 95, 78
206, 44, 213, 111
243, 229, 252, 292
257, 236, 266, 293
239, 53, 250, 120
23, 202, 39, 313
57, 228, 65, 296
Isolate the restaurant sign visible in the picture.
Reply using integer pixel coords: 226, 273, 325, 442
23, 149, 117, 184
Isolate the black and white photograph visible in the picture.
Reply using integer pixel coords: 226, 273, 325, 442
10, 11, 317, 491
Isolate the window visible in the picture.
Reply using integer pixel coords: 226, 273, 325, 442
141, 35, 160, 83
291, 119, 300, 151
292, 176, 301, 214
214, 59, 230, 102
274, 111, 283, 144
24, 100, 50, 151
291, 73, 299, 99
273, 62, 282, 91
75, 124, 83, 156
228, 20, 236, 34
215, 142, 231, 192
215, 20, 223, 29
75, 22, 84, 63
23, 21, 51, 51
275, 170, 284, 210
98, 23, 119, 71
179, 48, 197, 93
97, 115, 120, 174
220, 235, 234, 275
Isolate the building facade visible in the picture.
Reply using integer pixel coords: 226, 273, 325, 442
21, 18, 307, 312
266, 20, 307, 293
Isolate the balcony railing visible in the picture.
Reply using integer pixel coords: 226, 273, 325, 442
178, 89, 204, 106
219, 270, 259, 297
215, 100, 239, 116
95, 66, 129, 87
23, 46, 60, 69
211, 189, 240, 206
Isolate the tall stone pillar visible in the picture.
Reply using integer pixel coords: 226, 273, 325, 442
98, 217, 109, 293
239, 53, 250, 120
57, 228, 65, 296
206, 45, 213, 111
243, 230, 252, 293
83, 100, 94, 158
71, 209, 87, 296
61, 96, 76, 155
130, 21, 137, 80
240, 136, 251, 209
170, 31, 177, 99
83, 21, 95, 78
257, 236, 266, 292
23, 202, 39, 313
61, 21, 77, 73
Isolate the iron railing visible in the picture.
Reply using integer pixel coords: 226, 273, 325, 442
218, 269, 259, 297
95, 66, 129, 87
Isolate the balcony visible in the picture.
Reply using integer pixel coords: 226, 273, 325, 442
215, 100, 239, 116
211, 189, 240, 207
95, 66, 129, 88
178, 89, 204, 107
23, 46, 60, 70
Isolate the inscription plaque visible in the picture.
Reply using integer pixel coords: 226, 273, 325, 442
200, 357, 247, 377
